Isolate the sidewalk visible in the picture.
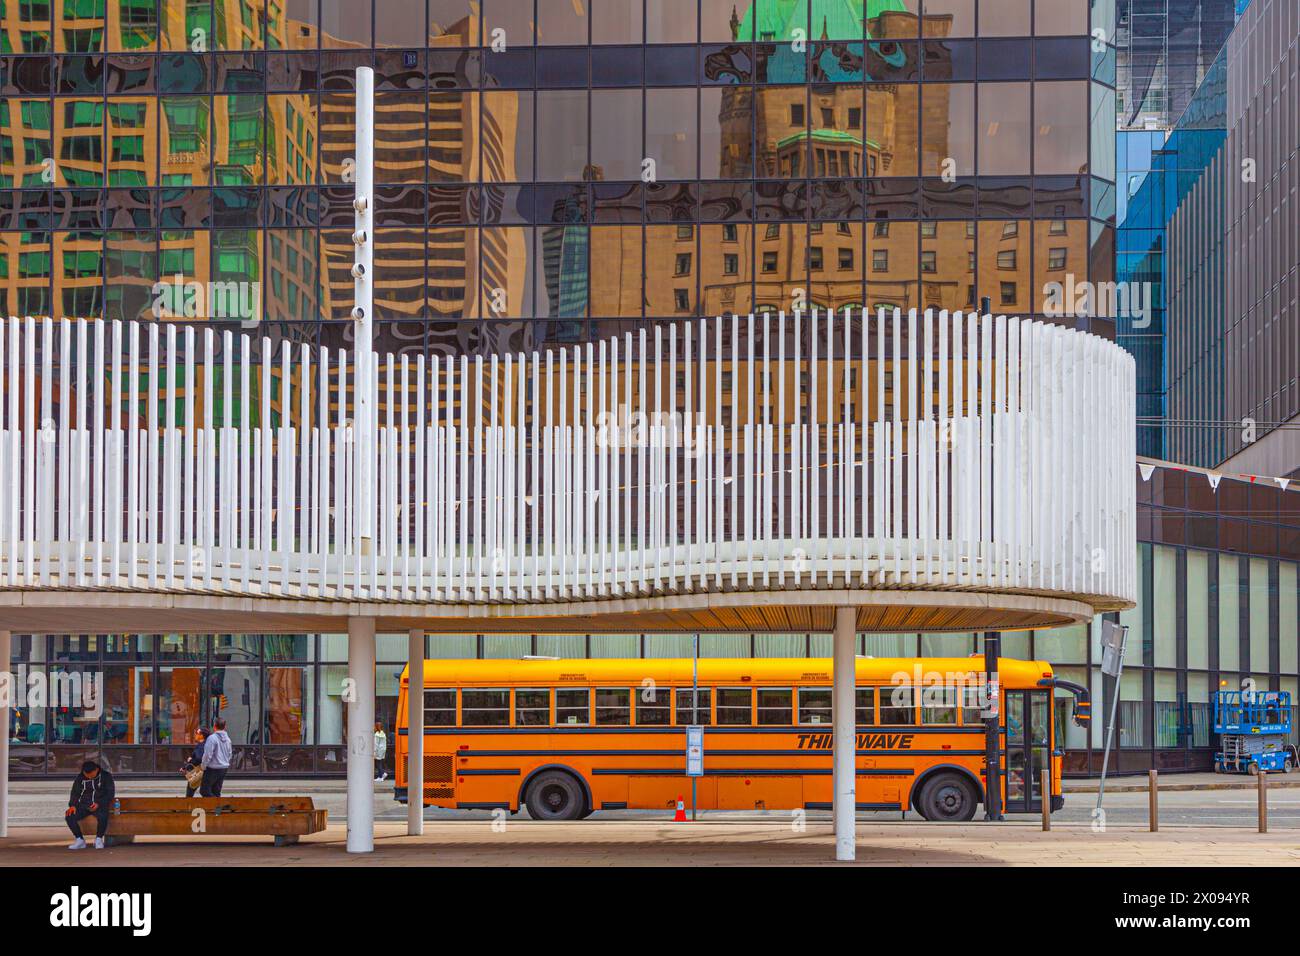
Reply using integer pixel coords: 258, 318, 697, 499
1062, 771, 1300, 793
3, 821, 1297, 866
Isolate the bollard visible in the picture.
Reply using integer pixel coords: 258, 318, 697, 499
1148, 769, 1158, 832
1258, 769, 1268, 833
1041, 749, 1051, 832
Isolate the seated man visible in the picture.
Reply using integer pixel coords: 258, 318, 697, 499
65, 760, 115, 850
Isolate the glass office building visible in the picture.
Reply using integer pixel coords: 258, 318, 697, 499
0, 0, 1115, 340
3, 1, 1296, 780
1113, 0, 1237, 457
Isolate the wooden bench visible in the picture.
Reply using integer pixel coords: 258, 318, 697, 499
81, 797, 328, 847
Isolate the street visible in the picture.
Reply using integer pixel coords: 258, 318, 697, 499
5, 778, 1296, 829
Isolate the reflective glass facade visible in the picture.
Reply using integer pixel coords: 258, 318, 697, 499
0, 0, 1115, 345
1114, 0, 1238, 458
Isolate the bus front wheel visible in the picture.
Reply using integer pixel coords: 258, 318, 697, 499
916, 773, 978, 822
525, 771, 586, 821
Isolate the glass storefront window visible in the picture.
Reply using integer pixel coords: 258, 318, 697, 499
265, 666, 313, 744
536, 635, 587, 657
1035, 623, 1086, 664
1153, 545, 1176, 668
1249, 558, 1271, 673
1000, 631, 1030, 660
46, 665, 100, 746
1120, 547, 1147, 667
1153, 670, 1180, 749
157, 634, 207, 661
1219, 554, 1240, 671
590, 635, 641, 657
157, 666, 205, 747
1116, 670, 1146, 748
1053, 665, 1088, 749
101, 665, 153, 745
1187, 550, 1210, 669
213, 635, 260, 663
206, 666, 260, 746
1187, 673, 1211, 747
1281, 563, 1298, 675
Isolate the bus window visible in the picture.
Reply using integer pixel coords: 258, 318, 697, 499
635, 688, 671, 725
515, 688, 551, 726
675, 687, 711, 725
961, 684, 984, 725
461, 689, 510, 726
595, 688, 631, 725
921, 686, 958, 725
855, 688, 876, 725
798, 687, 832, 725
556, 688, 590, 725
756, 688, 793, 725
717, 688, 753, 725
424, 689, 456, 727
879, 686, 915, 725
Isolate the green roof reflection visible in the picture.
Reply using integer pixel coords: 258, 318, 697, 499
736, 0, 909, 41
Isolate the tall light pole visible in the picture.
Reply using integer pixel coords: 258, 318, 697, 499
353, 66, 374, 556
345, 66, 377, 854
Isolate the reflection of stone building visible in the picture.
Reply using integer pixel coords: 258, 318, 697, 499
675, 1, 959, 319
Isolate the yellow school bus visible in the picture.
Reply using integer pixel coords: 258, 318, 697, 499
394, 657, 1088, 821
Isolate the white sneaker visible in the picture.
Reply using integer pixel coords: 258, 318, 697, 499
67, 837, 87, 850
381, 772, 388, 781
373, 776, 383, 783
93, 837, 105, 849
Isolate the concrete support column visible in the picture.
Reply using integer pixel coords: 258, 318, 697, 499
407, 628, 424, 836
0, 630, 10, 838
832, 607, 856, 862
346, 617, 376, 854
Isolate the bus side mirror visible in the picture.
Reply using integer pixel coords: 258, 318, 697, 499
1072, 700, 1091, 727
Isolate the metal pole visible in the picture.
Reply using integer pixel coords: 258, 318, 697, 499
1095, 624, 1129, 813
832, 607, 856, 861
1148, 769, 1158, 832
0, 630, 10, 838
353, 65, 375, 555
346, 617, 376, 853
1258, 769, 1267, 833
983, 631, 1002, 821
1095, 665, 1125, 812
1041, 746, 1050, 831
691, 632, 698, 822
407, 628, 424, 836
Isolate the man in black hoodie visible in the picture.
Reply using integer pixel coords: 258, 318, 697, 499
65, 760, 115, 850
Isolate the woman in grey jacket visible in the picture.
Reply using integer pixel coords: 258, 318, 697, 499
199, 717, 233, 797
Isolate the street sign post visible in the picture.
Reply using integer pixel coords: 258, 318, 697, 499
690, 634, 700, 820
1095, 620, 1130, 813
686, 726, 704, 777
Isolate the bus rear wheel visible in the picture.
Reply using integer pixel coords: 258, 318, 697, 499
916, 773, 978, 822
525, 771, 586, 821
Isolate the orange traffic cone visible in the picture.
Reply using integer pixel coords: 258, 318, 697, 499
673, 796, 688, 822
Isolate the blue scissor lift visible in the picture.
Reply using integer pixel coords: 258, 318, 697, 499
1213, 690, 1297, 774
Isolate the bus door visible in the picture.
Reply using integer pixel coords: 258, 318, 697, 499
1004, 690, 1051, 813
